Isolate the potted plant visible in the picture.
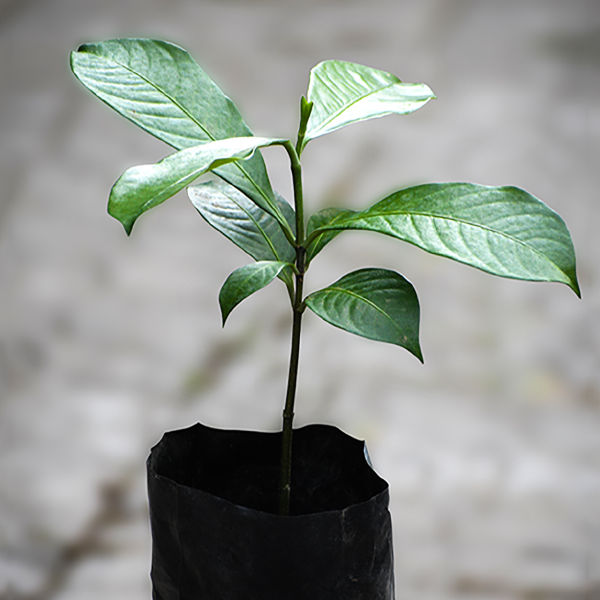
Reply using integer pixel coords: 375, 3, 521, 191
70, 38, 579, 600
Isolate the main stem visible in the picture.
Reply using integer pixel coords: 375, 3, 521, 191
278, 141, 305, 516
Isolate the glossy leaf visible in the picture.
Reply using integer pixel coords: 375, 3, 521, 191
189, 180, 296, 288
305, 268, 422, 360
302, 60, 435, 151
305, 207, 347, 264
220, 261, 291, 324
307, 183, 580, 296
70, 39, 281, 220
189, 180, 295, 262
109, 136, 285, 234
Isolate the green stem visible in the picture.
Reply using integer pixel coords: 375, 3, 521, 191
285, 141, 304, 244
278, 141, 305, 516
278, 249, 304, 515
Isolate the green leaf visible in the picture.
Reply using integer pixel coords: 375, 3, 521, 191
189, 180, 295, 262
220, 261, 291, 324
70, 39, 280, 219
308, 183, 580, 296
305, 207, 349, 264
302, 60, 435, 151
189, 180, 296, 288
305, 268, 422, 360
109, 136, 285, 234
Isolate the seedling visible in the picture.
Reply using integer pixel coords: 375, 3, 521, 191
71, 39, 579, 516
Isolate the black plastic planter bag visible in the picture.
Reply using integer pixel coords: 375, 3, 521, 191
147, 422, 394, 599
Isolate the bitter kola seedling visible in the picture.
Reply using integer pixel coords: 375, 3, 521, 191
71, 38, 579, 516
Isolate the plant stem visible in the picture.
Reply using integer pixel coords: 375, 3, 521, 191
278, 141, 305, 516
278, 249, 304, 515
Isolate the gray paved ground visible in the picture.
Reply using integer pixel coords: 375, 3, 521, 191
1, 0, 599, 598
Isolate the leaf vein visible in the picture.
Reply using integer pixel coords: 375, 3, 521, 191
311, 71, 400, 134
95, 51, 276, 212
321, 286, 402, 332
346, 208, 567, 273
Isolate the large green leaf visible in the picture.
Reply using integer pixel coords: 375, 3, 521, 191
189, 180, 296, 288
70, 39, 281, 219
301, 60, 435, 151
220, 261, 291, 324
307, 183, 580, 296
109, 136, 285, 234
305, 268, 422, 360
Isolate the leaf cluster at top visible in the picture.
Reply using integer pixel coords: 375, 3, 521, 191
71, 38, 580, 363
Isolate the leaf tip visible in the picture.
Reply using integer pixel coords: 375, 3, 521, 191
218, 291, 232, 327
411, 343, 424, 364
107, 200, 135, 236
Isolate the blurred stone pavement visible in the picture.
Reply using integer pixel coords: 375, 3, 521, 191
1, 0, 599, 598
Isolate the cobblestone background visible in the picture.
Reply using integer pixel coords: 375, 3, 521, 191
1, 0, 599, 598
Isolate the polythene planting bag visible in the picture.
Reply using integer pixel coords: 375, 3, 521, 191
147, 422, 395, 600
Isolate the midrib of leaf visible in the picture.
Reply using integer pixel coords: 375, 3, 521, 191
99, 55, 213, 143
318, 286, 402, 331
101, 53, 275, 211
139, 168, 207, 213
230, 196, 281, 260
311, 70, 400, 133
239, 263, 282, 286
334, 205, 568, 273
